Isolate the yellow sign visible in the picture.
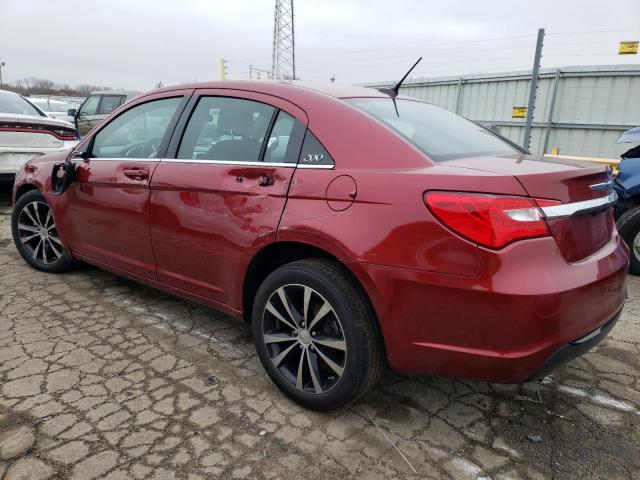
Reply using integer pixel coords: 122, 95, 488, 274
512, 106, 527, 118
619, 41, 639, 55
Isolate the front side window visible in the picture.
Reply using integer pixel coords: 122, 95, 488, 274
346, 98, 517, 162
79, 96, 100, 116
178, 96, 275, 162
91, 97, 182, 159
98, 95, 125, 115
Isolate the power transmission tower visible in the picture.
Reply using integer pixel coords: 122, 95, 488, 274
272, 0, 295, 80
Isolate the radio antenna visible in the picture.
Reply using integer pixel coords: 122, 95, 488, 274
378, 57, 422, 97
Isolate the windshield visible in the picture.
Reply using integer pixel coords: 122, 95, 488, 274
346, 98, 517, 162
0, 93, 44, 116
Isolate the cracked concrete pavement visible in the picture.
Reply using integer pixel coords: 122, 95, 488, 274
0, 185, 639, 480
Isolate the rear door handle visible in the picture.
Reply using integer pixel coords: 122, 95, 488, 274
123, 168, 149, 181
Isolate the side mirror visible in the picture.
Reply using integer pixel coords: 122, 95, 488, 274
67, 108, 77, 117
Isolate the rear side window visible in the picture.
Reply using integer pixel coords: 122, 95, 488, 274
91, 97, 182, 158
299, 130, 334, 167
98, 95, 124, 115
178, 97, 275, 162
346, 98, 517, 162
264, 111, 306, 164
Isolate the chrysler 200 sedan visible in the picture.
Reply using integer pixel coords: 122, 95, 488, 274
11, 81, 628, 410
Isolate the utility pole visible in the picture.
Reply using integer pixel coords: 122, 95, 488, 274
0, 61, 5, 88
272, 0, 295, 80
523, 28, 544, 151
330, 74, 335, 83
220, 58, 228, 80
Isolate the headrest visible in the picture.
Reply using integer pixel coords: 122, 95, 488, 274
217, 105, 254, 137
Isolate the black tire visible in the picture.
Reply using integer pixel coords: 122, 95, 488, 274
616, 205, 640, 275
11, 190, 75, 273
251, 258, 384, 410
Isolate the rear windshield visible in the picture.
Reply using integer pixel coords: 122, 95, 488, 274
346, 98, 517, 162
0, 94, 44, 117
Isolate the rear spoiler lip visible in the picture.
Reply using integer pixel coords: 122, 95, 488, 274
541, 190, 617, 220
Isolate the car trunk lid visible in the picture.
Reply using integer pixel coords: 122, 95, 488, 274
0, 113, 75, 148
444, 155, 615, 261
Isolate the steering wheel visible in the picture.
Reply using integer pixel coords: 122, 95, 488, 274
141, 138, 160, 158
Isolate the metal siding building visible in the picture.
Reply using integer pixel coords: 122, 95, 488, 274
367, 65, 640, 158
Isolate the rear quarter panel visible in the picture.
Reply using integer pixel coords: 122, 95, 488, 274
279, 164, 529, 276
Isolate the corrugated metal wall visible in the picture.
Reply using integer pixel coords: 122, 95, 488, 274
367, 65, 640, 158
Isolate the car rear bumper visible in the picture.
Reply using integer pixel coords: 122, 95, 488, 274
346, 232, 629, 383
525, 307, 622, 381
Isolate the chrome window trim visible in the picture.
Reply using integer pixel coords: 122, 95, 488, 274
86, 157, 159, 162
297, 163, 335, 169
160, 158, 335, 169
162, 159, 294, 167
540, 191, 617, 220
83, 157, 335, 169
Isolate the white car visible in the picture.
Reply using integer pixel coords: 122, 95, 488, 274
28, 98, 76, 124
0, 89, 78, 179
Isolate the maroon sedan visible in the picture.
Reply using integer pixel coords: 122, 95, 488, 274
11, 81, 628, 410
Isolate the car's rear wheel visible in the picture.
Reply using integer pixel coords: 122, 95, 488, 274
11, 190, 75, 273
251, 258, 384, 410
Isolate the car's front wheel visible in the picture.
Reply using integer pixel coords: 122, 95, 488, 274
11, 190, 75, 273
252, 258, 384, 410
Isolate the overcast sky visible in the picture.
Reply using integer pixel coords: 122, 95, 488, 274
1, 0, 639, 90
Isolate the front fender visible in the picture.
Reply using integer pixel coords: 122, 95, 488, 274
12, 151, 75, 254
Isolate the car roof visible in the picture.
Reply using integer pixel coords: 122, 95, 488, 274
89, 90, 141, 97
147, 80, 409, 101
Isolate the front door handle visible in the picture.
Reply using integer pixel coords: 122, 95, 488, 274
258, 175, 275, 186
123, 168, 149, 181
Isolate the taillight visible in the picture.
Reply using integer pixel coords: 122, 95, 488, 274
424, 191, 559, 249
51, 128, 77, 140
0, 122, 76, 140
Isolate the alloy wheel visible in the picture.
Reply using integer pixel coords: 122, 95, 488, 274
17, 201, 64, 265
261, 284, 347, 394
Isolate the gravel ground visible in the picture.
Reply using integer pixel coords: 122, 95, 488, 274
0, 185, 639, 480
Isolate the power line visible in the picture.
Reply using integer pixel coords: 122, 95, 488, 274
286, 40, 627, 67
232, 27, 640, 81
230, 34, 635, 68
546, 28, 640, 36
299, 55, 533, 70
